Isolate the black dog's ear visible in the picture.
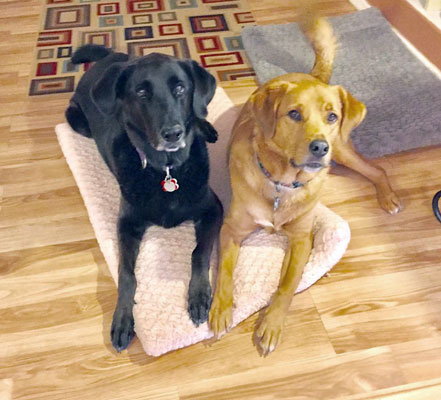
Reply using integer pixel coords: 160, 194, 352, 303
91, 63, 134, 115
182, 60, 216, 119
194, 118, 218, 143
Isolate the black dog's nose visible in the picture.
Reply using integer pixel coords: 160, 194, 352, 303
161, 125, 184, 143
309, 140, 329, 158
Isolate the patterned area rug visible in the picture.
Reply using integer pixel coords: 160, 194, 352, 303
30, 0, 256, 96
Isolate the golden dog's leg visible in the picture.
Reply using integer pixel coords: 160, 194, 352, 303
255, 219, 313, 356
333, 139, 402, 214
209, 227, 239, 336
209, 208, 257, 337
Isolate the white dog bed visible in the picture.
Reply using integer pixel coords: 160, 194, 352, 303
56, 87, 350, 357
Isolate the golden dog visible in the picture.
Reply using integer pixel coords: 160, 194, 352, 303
209, 17, 402, 355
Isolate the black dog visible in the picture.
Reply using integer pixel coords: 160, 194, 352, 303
65, 44, 223, 352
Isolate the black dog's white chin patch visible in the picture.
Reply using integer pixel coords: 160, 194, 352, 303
157, 141, 186, 152
165, 146, 181, 153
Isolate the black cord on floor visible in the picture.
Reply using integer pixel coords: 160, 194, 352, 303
433, 190, 441, 223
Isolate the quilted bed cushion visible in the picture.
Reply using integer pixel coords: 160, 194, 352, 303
56, 87, 350, 356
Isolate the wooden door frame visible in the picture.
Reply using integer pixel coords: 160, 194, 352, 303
368, 0, 441, 69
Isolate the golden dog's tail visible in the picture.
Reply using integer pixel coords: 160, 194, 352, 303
299, 14, 337, 84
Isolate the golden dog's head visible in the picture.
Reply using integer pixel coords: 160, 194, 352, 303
251, 73, 366, 174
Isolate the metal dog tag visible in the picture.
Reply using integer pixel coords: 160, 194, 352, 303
274, 196, 281, 211
161, 166, 179, 192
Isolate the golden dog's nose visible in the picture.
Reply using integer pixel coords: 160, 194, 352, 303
309, 140, 329, 158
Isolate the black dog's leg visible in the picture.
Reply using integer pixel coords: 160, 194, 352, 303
188, 190, 223, 326
111, 200, 149, 352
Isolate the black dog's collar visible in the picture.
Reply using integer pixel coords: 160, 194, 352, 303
136, 147, 179, 192
135, 147, 174, 172
136, 147, 147, 169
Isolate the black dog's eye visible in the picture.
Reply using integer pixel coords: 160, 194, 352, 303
135, 81, 152, 100
288, 109, 302, 122
136, 88, 148, 99
174, 84, 186, 97
327, 112, 338, 124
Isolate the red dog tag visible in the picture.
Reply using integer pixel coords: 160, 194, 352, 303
162, 177, 179, 192
161, 167, 179, 192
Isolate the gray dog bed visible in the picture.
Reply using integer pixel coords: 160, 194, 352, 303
242, 8, 441, 158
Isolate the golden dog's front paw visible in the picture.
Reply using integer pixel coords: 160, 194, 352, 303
255, 311, 284, 357
209, 293, 233, 338
377, 188, 402, 215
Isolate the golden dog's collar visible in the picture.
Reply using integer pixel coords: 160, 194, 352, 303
257, 156, 304, 190
256, 155, 303, 211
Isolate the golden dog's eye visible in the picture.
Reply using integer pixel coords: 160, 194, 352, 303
288, 109, 302, 122
327, 112, 338, 124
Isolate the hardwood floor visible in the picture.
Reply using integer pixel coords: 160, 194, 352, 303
2, 0, 441, 399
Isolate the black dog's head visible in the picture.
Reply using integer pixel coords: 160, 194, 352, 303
91, 53, 216, 154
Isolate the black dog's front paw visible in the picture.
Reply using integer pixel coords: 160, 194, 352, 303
111, 307, 135, 352
188, 278, 212, 327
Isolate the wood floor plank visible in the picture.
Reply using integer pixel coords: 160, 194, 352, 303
0, 379, 13, 400
339, 378, 441, 400
178, 347, 406, 399
311, 266, 441, 353
0, 158, 77, 197
1, 240, 102, 276
0, 215, 95, 253
0, 187, 88, 228
390, 337, 441, 384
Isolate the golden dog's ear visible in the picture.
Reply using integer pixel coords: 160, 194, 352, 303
251, 83, 288, 138
338, 86, 367, 142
